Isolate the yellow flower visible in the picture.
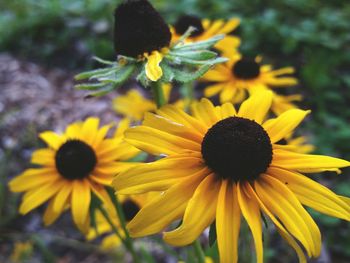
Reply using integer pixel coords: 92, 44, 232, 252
171, 15, 240, 55
113, 84, 183, 122
9, 118, 140, 233
114, 91, 350, 263
202, 51, 298, 112
271, 93, 303, 116
10, 241, 33, 263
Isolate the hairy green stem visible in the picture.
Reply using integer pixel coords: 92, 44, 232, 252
151, 81, 166, 108
98, 204, 140, 263
193, 239, 206, 263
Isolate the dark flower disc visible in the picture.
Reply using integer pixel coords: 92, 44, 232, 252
232, 58, 261, 80
114, 0, 171, 57
122, 199, 141, 222
174, 15, 204, 37
55, 140, 97, 180
201, 117, 273, 182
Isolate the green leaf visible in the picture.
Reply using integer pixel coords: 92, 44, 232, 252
173, 34, 225, 51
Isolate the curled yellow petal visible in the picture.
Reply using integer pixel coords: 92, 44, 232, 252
145, 51, 163, 82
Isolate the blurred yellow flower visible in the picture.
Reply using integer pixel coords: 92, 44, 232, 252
113, 84, 186, 121
10, 241, 33, 263
171, 15, 240, 55
9, 118, 139, 233
201, 50, 299, 115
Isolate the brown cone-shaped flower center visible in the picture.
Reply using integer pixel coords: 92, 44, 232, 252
232, 58, 261, 80
122, 199, 140, 222
114, 0, 171, 58
201, 117, 272, 182
174, 14, 204, 37
55, 140, 97, 180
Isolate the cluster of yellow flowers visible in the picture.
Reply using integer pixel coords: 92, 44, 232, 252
9, 1, 350, 263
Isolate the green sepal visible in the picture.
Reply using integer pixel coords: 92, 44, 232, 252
173, 34, 225, 51
209, 221, 217, 247
74, 67, 115, 80
171, 63, 212, 83
168, 50, 217, 61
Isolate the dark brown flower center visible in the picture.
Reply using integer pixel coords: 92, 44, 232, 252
55, 140, 97, 180
122, 199, 140, 222
114, 0, 171, 57
232, 58, 260, 80
201, 117, 272, 182
174, 15, 204, 37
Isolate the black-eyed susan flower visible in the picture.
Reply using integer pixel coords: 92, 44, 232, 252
114, 91, 350, 263
201, 50, 298, 113
75, 0, 226, 96
113, 84, 191, 121
87, 194, 151, 250
171, 15, 241, 55
9, 118, 140, 233
113, 84, 172, 122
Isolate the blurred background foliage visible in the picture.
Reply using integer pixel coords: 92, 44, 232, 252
1, 0, 350, 262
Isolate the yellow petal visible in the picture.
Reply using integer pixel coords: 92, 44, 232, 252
114, 118, 130, 138
263, 109, 310, 143
238, 90, 273, 124
272, 148, 350, 173
43, 198, 62, 226
215, 36, 241, 57
39, 131, 64, 150
65, 122, 82, 138
143, 112, 203, 143
31, 149, 55, 166
268, 167, 350, 220
191, 98, 220, 127
204, 83, 226, 97
79, 117, 99, 145
157, 104, 208, 135
256, 175, 321, 257
9, 168, 58, 192
145, 51, 163, 82
97, 141, 140, 163
125, 126, 201, 156
53, 182, 72, 213
216, 181, 240, 263
114, 155, 207, 194
245, 183, 307, 263
127, 170, 208, 237
237, 182, 263, 263
72, 179, 91, 233
220, 102, 237, 119
92, 123, 113, 149
219, 84, 238, 103
19, 179, 64, 214
163, 174, 220, 246
218, 18, 240, 34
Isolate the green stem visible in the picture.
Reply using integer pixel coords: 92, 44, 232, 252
114, 194, 140, 263
98, 204, 140, 263
151, 81, 165, 108
193, 239, 206, 263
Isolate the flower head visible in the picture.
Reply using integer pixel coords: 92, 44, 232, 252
202, 50, 299, 114
114, 0, 171, 58
114, 91, 350, 262
9, 118, 139, 233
